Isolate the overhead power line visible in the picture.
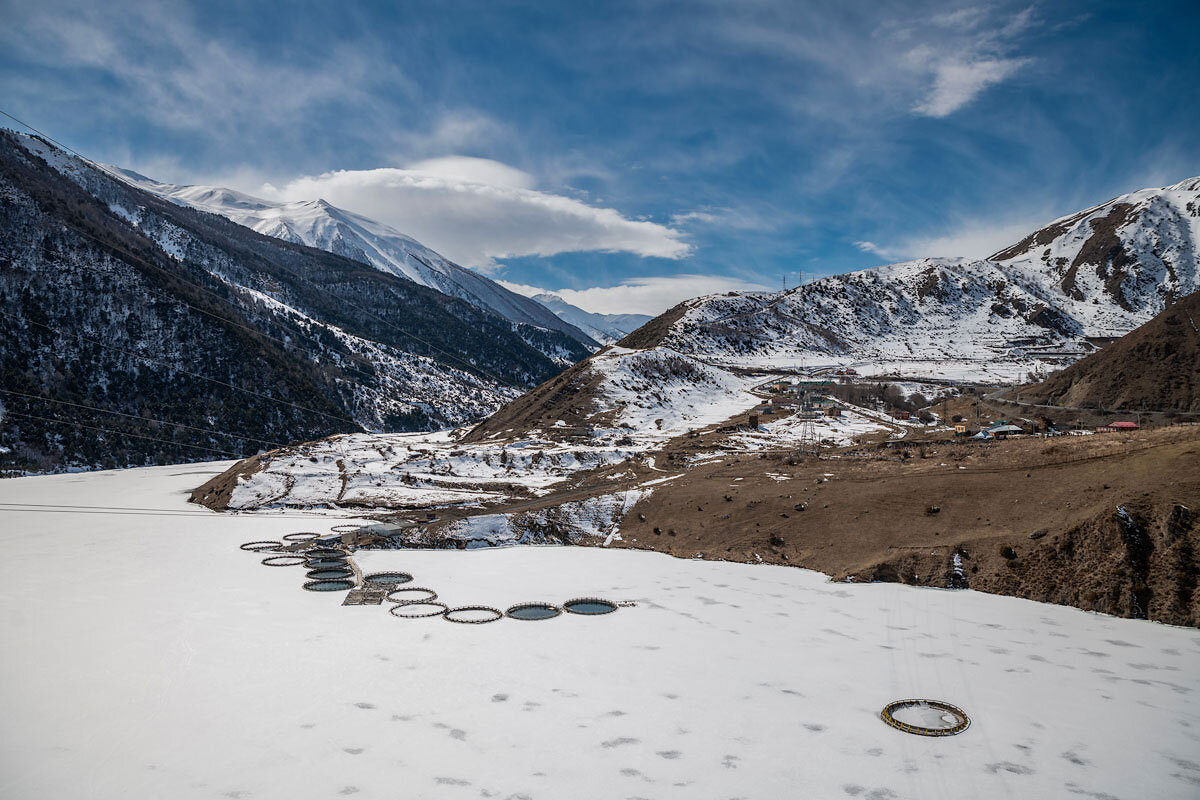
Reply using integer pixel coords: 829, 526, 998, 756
1, 412, 246, 455
0, 309, 361, 428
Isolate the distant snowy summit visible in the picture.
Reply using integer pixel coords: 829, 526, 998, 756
109, 168, 599, 349
531, 293, 650, 345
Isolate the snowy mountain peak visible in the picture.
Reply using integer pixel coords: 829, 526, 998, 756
1169, 175, 1200, 192
989, 176, 1199, 313
531, 293, 651, 345
104, 167, 597, 349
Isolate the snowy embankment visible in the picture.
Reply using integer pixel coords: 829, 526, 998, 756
588, 346, 763, 437
1, 463, 1198, 799
228, 431, 636, 511
429, 488, 652, 549
225, 348, 775, 512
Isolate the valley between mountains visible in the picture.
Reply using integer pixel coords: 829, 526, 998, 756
190, 171, 1200, 626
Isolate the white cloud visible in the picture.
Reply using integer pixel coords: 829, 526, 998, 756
853, 240, 890, 258
854, 216, 1053, 262
405, 156, 535, 190
913, 56, 1029, 117
263, 164, 689, 269
500, 274, 771, 316
670, 206, 777, 231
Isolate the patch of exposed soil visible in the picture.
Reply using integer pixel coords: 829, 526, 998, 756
189, 451, 274, 510
1061, 203, 1137, 306
605, 426, 1200, 626
614, 299, 692, 350
460, 358, 610, 443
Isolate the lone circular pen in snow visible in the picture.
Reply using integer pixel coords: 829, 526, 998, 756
880, 700, 970, 736
506, 602, 562, 620
282, 532, 321, 541
562, 597, 618, 615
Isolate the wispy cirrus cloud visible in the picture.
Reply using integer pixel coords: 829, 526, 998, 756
853, 214, 1055, 262
912, 55, 1030, 117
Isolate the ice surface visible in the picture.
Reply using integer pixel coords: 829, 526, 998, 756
2, 464, 1199, 799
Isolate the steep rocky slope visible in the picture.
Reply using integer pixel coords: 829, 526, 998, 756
1012, 290, 1200, 412
0, 131, 589, 472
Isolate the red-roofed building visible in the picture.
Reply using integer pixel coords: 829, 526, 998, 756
1097, 421, 1140, 433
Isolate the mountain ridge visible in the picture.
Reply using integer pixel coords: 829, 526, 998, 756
0, 131, 590, 472
531, 292, 651, 344
106, 166, 599, 351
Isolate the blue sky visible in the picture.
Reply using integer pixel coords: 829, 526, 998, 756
2, 0, 1198, 314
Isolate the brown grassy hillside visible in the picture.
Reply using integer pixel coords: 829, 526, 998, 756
1014, 290, 1200, 412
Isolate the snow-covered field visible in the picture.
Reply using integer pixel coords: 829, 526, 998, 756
2, 464, 1199, 799
226, 431, 637, 511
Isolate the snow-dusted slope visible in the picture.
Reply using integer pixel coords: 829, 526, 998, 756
532, 292, 651, 344
465, 176, 1200, 444
992, 176, 1200, 311
110, 168, 598, 348
652, 177, 1200, 374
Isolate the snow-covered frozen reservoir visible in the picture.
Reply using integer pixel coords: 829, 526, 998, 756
1, 463, 1198, 799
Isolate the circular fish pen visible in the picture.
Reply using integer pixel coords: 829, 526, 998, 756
305, 548, 347, 559
303, 579, 356, 592
362, 572, 413, 587
282, 532, 321, 542
389, 601, 449, 618
240, 540, 281, 552
306, 567, 354, 580
562, 597, 618, 615
329, 524, 362, 533
443, 606, 504, 624
261, 555, 307, 567
304, 557, 349, 570
880, 700, 970, 737
506, 602, 562, 621
386, 586, 438, 604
